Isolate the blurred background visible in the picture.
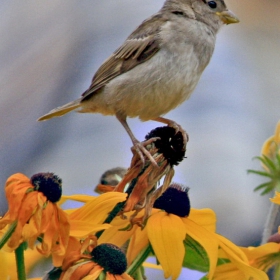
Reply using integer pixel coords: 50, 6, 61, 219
1, 0, 280, 278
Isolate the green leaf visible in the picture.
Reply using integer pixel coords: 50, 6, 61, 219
264, 155, 277, 170
247, 169, 273, 178
260, 185, 275, 196
183, 237, 209, 273
254, 182, 272, 192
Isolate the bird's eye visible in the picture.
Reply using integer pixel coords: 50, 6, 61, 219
208, 1, 217, 9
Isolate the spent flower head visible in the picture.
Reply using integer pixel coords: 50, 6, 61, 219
114, 126, 187, 224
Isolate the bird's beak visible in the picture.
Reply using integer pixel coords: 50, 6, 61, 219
216, 10, 239, 25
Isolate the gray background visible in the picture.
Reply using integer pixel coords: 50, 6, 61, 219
1, 1, 280, 278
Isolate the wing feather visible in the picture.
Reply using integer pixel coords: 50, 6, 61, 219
81, 13, 167, 101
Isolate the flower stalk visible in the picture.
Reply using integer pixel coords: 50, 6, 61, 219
0, 220, 17, 250
15, 242, 27, 280
126, 245, 152, 276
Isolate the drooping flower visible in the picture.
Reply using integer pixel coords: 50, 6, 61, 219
98, 183, 219, 280
114, 126, 187, 222
59, 243, 133, 280
0, 173, 70, 266
143, 184, 219, 280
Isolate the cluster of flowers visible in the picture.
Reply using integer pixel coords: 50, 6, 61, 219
1, 124, 280, 280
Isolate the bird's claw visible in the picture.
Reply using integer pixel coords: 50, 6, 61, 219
131, 137, 160, 167
168, 122, 189, 148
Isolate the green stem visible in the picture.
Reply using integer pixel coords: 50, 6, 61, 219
0, 220, 17, 249
15, 242, 26, 280
126, 244, 151, 276
135, 268, 144, 280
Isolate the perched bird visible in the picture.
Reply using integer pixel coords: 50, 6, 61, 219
38, 0, 239, 165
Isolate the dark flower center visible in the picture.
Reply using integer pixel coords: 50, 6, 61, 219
153, 183, 190, 217
145, 126, 186, 166
91, 243, 127, 275
31, 172, 62, 203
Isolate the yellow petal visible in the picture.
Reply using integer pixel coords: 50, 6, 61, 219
60, 194, 98, 205
217, 234, 268, 280
126, 226, 149, 265
98, 222, 136, 248
241, 242, 280, 261
212, 262, 244, 280
274, 121, 280, 143
69, 192, 127, 224
182, 218, 218, 279
270, 192, 280, 205
261, 121, 280, 159
147, 212, 186, 280
70, 220, 111, 237
143, 262, 163, 270
188, 208, 216, 232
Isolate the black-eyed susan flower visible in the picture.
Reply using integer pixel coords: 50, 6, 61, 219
0, 173, 70, 266
98, 184, 219, 279
98, 183, 269, 280
59, 243, 133, 280
143, 184, 219, 280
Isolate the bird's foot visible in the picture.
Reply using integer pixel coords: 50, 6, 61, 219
131, 137, 160, 167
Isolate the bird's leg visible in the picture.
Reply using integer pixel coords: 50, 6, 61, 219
152, 116, 189, 147
116, 114, 159, 166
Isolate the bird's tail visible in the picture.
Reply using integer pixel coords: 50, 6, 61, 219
37, 98, 82, 121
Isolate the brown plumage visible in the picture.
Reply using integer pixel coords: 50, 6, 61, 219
38, 0, 239, 165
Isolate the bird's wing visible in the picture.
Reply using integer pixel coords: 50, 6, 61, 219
81, 13, 167, 100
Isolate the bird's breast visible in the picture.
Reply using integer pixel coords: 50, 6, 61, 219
84, 21, 215, 121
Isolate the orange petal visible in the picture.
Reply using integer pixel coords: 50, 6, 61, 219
5, 174, 32, 217
61, 261, 95, 280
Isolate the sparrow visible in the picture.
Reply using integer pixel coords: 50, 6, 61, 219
38, 0, 239, 165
